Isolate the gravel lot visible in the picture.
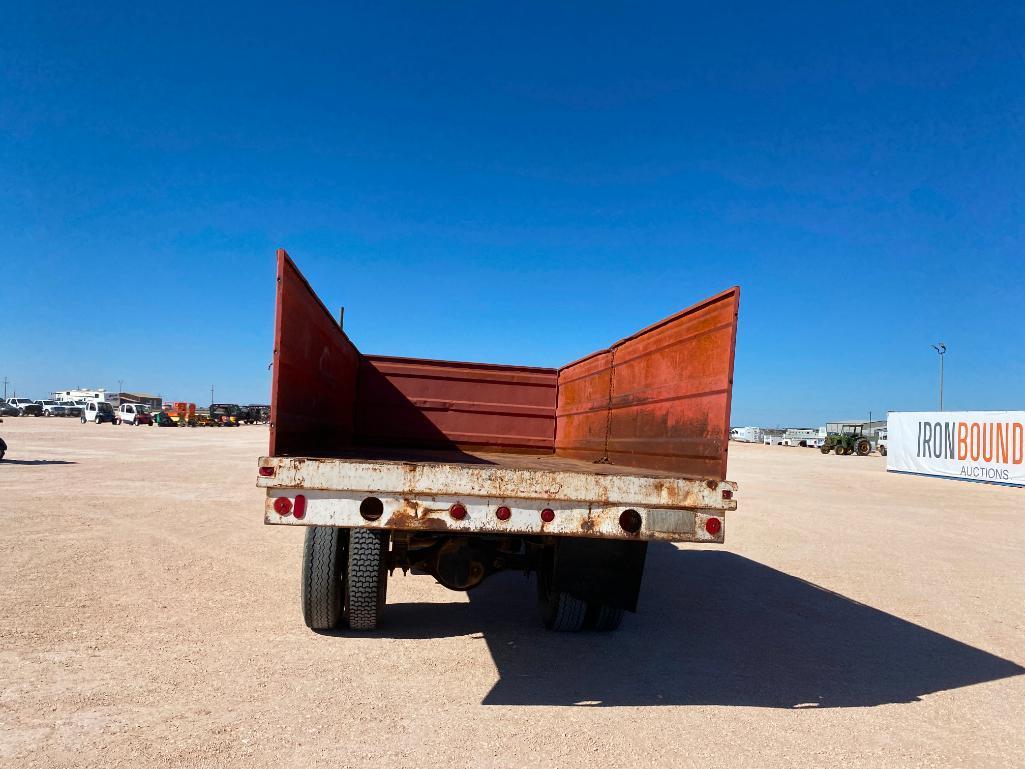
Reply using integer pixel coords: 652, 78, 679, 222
1, 418, 1022, 768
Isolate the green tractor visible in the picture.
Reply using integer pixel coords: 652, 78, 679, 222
820, 423, 872, 456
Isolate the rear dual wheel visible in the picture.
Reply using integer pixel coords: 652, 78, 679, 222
537, 565, 624, 632
301, 527, 389, 631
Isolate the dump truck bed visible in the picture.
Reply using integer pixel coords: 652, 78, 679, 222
262, 249, 739, 543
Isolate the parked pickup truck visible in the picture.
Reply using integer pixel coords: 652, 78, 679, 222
259, 250, 740, 633
38, 400, 68, 417
8, 399, 42, 416
60, 401, 84, 418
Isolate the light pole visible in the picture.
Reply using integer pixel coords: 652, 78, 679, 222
931, 343, 946, 411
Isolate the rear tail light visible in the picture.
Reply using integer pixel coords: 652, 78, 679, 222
273, 497, 292, 516
540, 508, 555, 523
705, 517, 722, 536
722, 489, 733, 500
292, 495, 306, 520
495, 506, 511, 521
449, 503, 467, 520
259, 466, 275, 477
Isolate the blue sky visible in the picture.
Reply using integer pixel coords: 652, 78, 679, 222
1, 3, 1023, 425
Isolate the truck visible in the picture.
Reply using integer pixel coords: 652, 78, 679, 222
8, 398, 43, 417
259, 250, 740, 633
877, 428, 888, 456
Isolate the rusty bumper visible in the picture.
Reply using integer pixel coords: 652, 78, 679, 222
258, 456, 735, 543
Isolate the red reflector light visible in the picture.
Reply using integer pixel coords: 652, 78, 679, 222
722, 489, 733, 500
619, 509, 642, 533
705, 517, 722, 536
258, 466, 275, 477
293, 494, 306, 520
273, 497, 292, 516
540, 508, 555, 523
495, 506, 511, 521
450, 503, 467, 520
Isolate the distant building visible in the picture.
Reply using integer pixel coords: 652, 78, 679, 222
761, 428, 786, 445
118, 392, 162, 410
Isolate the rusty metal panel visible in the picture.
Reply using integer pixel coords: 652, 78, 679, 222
262, 489, 728, 544
269, 249, 361, 456
355, 356, 557, 452
257, 454, 737, 509
555, 287, 740, 480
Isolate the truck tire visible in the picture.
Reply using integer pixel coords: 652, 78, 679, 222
879, 445, 887, 456
301, 527, 347, 630
345, 528, 389, 631
540, 590, 588, 632
586, 603, 625, 631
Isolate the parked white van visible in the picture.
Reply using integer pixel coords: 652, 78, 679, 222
81, 401, 117, 424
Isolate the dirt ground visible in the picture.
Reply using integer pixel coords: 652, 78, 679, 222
1, 418, 1022, 769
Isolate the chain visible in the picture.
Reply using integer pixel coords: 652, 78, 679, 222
595, 347, 616, 464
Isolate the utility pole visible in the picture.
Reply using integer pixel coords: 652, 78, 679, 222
2, 377, 8, 400
210, 385, 214, 405
931, 343, 947, 411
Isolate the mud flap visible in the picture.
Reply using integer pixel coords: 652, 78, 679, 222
548, 537, 648, 612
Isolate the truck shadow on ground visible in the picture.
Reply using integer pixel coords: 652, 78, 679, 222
0, 459, 76, 465
376, 545, 1024, 708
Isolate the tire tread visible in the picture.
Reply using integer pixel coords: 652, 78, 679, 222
301, 527, 344, 630
345, 528, 388, 631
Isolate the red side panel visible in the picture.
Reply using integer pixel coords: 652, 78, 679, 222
356, 356, 557, 451
555, 287, 740, 479
270, 250, 360, 456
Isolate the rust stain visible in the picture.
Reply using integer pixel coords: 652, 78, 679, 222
388, 506, 448, 530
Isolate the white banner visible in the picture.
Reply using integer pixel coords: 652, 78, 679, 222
887, 411, 1025, 487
